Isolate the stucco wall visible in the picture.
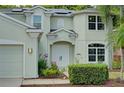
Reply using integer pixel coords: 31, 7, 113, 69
6, 14, 26, 23
0, 15, 38, 78
73, 13, 110, 65
50, 16, 73, 30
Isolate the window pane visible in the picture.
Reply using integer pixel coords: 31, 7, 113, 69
97, 16, 102, 22
89, 55, 96, 62
98, 23, 104, 30
89, 23, 96, 30
34, 23, 41, 29
98, 55, 105, 61
33, 15, 41, 29
89, 49, 96, 54
89, 16, 96, 22
88, 43, 105, 47
97, 49, 105, 54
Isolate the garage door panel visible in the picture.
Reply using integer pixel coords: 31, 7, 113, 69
0, 45, 23, 78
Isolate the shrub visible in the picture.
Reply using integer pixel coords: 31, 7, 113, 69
42, 63, 61, 77
112, 61, 121, 69
38, 58, 47, 76
50, 63, 59, 70
42, 69, 60, 77
68, 64, 108, 85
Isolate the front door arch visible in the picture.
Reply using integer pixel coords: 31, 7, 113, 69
50, 41, 74, 69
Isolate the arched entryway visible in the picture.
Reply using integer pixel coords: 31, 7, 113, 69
50, 41, 74, 69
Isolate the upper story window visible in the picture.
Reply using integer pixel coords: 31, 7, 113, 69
33, 15, 41, 29
88, 16, 104, 30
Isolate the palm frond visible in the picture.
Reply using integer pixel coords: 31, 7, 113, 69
97, 5, 112, 24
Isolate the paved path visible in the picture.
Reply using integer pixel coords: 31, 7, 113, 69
22, 79, 70, 86
0, 78, 23, 87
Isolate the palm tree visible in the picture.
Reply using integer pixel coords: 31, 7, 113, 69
97, 5, 124, 80
97, 5, 113, 69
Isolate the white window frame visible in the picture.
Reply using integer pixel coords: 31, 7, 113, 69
88, 44, 105, 63
32, 15, 42, 29
88, 15, 105, 31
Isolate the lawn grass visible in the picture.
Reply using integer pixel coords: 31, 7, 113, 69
109, 71, 124, 79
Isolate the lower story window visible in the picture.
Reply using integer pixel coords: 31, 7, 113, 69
88, 43, 105, 62
89, 55, 96, 61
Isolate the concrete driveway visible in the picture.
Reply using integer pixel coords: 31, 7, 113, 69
0, 78, 23, 87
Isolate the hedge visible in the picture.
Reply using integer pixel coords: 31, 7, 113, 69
68, 64, 108, 85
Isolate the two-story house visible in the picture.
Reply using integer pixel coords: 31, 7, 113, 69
0, 6, 112, 78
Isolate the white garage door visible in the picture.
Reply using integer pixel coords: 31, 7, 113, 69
0, 45, 23, 78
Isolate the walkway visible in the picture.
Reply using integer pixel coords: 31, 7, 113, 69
21, 78, 70, 86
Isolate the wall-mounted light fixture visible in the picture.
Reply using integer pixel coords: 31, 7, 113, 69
28, 48, 33, 54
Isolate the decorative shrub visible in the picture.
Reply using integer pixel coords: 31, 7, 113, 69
51, 63, 59, 70
68, 64, 108, 85
112, 61, 121, 69
42, 69, 60, 77
38, 58, 47, 76
42, 63, 61, 77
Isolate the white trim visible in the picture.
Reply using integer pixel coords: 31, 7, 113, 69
87, 42, 106, 64
88, 47, 105, 63
29, 6, 48, 11
26, 29, 43, 33
87, 14, 106, 32
31, 14, 44, 30
0, 12, 35, 29
50, 28, 74, 34
23, 44, 25, 78
0, 39, 24, 45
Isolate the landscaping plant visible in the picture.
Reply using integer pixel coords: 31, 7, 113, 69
68, 64, 108, 85
38, 55, 48, 76
42, 63, 62, 77
112, 61, 121, 69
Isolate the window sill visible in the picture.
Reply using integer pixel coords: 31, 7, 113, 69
88, 30, 105, 31
88, 61, 105, 63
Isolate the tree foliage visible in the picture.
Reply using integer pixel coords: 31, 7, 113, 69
0, 5, 92, 10
43, 5, 92, 10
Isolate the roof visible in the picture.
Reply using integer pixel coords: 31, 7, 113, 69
28, 6, 48, 11
0, 12, 35, 29
72, 8, 99, 15
0, 6, 99, 17
0, 6, 74, 16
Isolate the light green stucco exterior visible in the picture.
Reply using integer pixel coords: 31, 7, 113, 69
0, 6, 112, 78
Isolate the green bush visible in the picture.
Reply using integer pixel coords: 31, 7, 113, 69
42, 63, 61, 77
68, 64, 108, 85
50, 63, 59, 70
38, 58, 47, 76
42, 69, 60, 77
112, 61, 121, 69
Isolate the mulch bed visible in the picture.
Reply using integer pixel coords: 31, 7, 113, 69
24, 74, 68, 80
